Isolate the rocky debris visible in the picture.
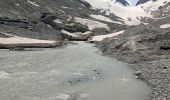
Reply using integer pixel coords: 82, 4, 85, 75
92, 28, 109, 36
97, 24, 170, 100
153, 2, 170, 18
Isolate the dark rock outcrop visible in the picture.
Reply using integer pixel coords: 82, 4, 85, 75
136, 0, 150, 5
115, 0, 130, 6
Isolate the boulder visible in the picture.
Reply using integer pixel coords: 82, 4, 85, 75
121, 40, 147, 51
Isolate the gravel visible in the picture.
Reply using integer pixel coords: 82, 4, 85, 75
96, 24, 170, 100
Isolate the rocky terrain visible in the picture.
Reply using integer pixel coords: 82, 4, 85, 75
0, 0, 170, 100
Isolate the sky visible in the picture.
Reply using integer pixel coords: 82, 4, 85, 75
127, 0, 139, 5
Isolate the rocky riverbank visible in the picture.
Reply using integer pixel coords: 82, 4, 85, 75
96, 24, 170, 100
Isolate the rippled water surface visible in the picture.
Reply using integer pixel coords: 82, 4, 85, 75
0, 42, 151, 100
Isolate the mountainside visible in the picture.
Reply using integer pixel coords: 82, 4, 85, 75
0, 0, 126, 40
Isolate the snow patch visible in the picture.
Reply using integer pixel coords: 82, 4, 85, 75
27, 0, 40, 7
61, 6, 73, 9
54, 19, 63, 24
160, 24, 170, 29
90, 30, 125, 42
74, 17, 110, 31
0, 37, 56, 44
15, 3, 20, 6
90, 15, 122, 24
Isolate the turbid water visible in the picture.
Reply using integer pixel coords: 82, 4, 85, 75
0, 42, 151, 100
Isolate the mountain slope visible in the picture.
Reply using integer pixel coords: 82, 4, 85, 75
84, 0, 152, 25
0, 0, 127, 41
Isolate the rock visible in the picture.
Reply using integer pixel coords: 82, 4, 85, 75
134, 70, 142, 76
92, 28, 109, 36
160, 42, 170, 50
121, 39, 147, 51
68, 92, 89, 100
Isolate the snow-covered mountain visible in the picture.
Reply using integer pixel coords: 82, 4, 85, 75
83, 0, 152, 25
139, 0, 170, 18
83, 0, 130, 7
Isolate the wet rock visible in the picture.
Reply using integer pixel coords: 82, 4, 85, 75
65, 75, 89, 86
68, 92, 89, 100
134, 70, 142, 76
9, 47, 25, 51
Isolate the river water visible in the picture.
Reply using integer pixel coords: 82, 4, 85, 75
0, 42, 151, 100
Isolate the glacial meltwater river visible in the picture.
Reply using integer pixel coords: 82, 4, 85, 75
0, 42, 151, 100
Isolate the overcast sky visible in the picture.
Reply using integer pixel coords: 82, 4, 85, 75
127, 0, 139, 5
